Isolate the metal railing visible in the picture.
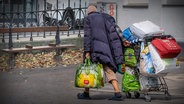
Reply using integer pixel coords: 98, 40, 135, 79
0, 0, 87, 48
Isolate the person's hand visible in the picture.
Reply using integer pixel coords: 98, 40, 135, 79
85, 52, 90, 59
123, 40, 130, 47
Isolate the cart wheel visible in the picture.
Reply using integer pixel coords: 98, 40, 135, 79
144, 94, 151, 102
126, 92, 131, 98
165, 91, 171, 100
134, 91, 140, 98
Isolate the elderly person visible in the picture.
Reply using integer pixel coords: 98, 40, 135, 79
77, 4, 125, 101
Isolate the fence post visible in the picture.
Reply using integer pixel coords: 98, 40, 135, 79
78, 0, 82, 37
9, 26, 13, 49
43, 0, 46, 38
30, 0, 34, 41
55, 0, 60, 45
23, 0, 26, 37
9, 1, 13, 49
2, 0, 5, 43
67, 0, 70, 36
36, 0, 40, 36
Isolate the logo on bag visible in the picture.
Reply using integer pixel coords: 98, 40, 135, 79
84, 80, 89, 84
128, 53, 132, 59
121, 64, 126, 72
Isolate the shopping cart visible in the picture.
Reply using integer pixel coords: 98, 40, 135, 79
122, 35, 172, 102
137, 35, 172, 102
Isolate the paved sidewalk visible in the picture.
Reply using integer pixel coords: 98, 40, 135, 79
0, 62, 184, 104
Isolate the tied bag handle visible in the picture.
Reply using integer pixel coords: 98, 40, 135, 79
83, 58, 93, 75
76, 58, 92, 77
84, 58, 92, 66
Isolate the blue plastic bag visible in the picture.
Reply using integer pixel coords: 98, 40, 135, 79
140, 52, 155, 74
122, 28, 136, 41
122, 28, 139, 44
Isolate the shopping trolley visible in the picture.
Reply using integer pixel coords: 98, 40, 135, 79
137, 35, 172, 102
122, 35, 172, 102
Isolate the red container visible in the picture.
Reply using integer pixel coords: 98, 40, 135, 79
151, 38, 181, 58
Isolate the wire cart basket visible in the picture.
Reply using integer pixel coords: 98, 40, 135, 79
122, 35, 174, 102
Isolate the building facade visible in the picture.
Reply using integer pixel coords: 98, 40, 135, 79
0, 0, 184, 41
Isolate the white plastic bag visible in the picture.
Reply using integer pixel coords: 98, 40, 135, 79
148, 44, 180, 74
139, 75, 159, 92
140, 53, 155, 75
148, 44, 165, 74
130, 20, 164, 38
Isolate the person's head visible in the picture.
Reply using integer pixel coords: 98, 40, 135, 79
87, 4, 97, 15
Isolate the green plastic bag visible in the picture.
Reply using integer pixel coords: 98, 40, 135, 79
124, 48, 137, 67
122, 67, 140, 92
75, 58, 104, 88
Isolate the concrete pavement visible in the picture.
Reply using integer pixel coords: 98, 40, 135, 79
0, 62, 184, 104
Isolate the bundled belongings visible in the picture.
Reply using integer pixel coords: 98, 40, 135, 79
75, 58, 104, 88
151, 36, 182, 58
149, 43, 180, 74
139, 75, 159, 92
124, 48, 137, 67
120, 24, 175, 101
121, 20, 163, 45
122, 66, 140, 98
129, 20, 164, 39
122, 28, 140, 44
118, 47, 138, 74
140, 47, 155, 75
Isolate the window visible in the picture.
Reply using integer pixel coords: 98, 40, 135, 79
162, 0, 184, 6
97, 2, 117, 21
0, 0, 37, 23
123, 0, 149, 7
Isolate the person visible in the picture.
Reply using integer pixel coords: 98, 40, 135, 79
77, 4, 130, 101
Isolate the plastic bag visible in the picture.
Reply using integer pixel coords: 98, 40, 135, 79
124, 48, 137, 67
139, 75, 159, 92
122, 27, 139, 44
129, 20, 164, 39
122, 66, 140, 92
122, 28, 137, 42
151, 37, 181, 58
75, 58, 104, 88
148, 44, 165, 74
140, 52, 155, 75
149, 44, 180, 74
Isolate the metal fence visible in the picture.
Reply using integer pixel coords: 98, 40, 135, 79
0, 0, 87, 46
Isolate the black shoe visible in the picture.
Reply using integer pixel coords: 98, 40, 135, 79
109, 92, 123, 101
77, 92, 91, 99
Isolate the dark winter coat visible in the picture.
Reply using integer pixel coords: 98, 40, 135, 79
83, 12, 124, 72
